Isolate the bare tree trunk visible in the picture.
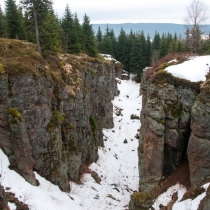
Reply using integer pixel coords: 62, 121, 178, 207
32, 0, 41, 55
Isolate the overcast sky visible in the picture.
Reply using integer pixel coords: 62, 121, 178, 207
52, 0, 210, 24
1, 0, 210, 24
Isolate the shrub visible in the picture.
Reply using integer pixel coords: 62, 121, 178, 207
46, 110, 65, 132
53, 111, 65, 123
89, 114, 97, 135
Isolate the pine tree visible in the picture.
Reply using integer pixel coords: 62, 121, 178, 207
116, 28, 130, 70
72, 13, 82, 53
21, 0, 54, 54
151, 31, 160, 64
96, 26, 103, 52
145, 34, 152, 66
129, 32, 146, 73
61, 5, 74, 53
159, 34, 168, 58
105, 24, 110, 37
100, 35, 112, 54
0, 5, 7, 37
5, 0, 24, 39
82, 14, 97, 57
109, 29, 117, 57
39, 10, 61, 54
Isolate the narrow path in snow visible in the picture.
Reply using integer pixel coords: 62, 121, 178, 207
76, 77, 141, 209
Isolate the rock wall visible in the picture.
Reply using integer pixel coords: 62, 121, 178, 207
188, 80, 210, 187
0, 39, 122, 191
138, 66, 208, 193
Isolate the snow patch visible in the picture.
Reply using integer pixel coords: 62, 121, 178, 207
166, 55, 210, 82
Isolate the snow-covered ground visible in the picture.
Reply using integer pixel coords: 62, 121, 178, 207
1, 76, 141, 210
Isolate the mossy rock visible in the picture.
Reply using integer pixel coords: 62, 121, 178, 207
163, 103, 182, 118
129, 192, 154, 210
151, 70, 201, 91
46, 111, 65, 132
8, 107, 23, 124
68, 140, 81, 154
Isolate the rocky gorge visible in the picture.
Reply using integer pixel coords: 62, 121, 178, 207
129, 54, 210, 209
0, 38, 122, 193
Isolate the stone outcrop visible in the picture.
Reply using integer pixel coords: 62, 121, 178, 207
0, 39, 122, 191
138, 54, 210, 197
129, 192, 154, 210
139, 66, 200, 193
188, 79, 210, 187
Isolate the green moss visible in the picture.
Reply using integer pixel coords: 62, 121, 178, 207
0, 63, 5, 74
8, 107, 23, 124
89, 114, 97, 135
46, 110, 65, 132
163, 103, 182, 118
53, 111, 65, 122
32, 72, 40, 80
132, 192, 153, 203
151, 70, 201, 91
153, 117, 165, 125
130, 192, 154, 209
68, 140, 81, 154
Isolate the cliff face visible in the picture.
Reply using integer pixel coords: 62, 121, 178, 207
188, 80, 210, 187
138, 61, 210, 194
0, 39, 122, 191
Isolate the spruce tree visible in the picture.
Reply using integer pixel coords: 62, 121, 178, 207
109, 29, 117, 58
100, 35, 112, 54
72, 13, 82, 53
151, 31, 160, 64
39, 10, 61, 54
21, 0, 54, 54
116, 28, 130, 70
61, 5, 74, 53
96, 26, 103, 52
159, 34, 168, 58
0, 5, 7, 37
82, 14, 97, 57
145, 34, 151, 66
129, 34, 142, 73
5, 0, 24, 39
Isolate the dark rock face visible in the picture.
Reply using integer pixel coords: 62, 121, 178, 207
139, 68, 202, 193
188, 81, 210, 187
0, 52, 122, 192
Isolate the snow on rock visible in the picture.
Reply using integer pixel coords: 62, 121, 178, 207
0, 75, 141, 210
152, 182, 210, 210
99, 53, 119, 63
166, 55, 210, 82
152, 184, 187, 209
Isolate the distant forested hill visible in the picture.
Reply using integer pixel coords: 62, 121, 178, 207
92, 23, 210, 38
